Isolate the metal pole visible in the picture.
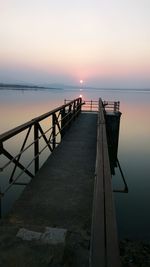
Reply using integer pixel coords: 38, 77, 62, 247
61, 108, 66, 138
52, 114, 56, 150
34, 122, 39, 174
91, 100, 92, 111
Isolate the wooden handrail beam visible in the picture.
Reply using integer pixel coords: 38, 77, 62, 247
90, 98, 120, 267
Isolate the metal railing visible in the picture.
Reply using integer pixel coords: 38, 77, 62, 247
0, 98, 82, 197
65, 99, 120, 113
103, 101, 120, 112
83, 100, 99, 111
65, 99, 99, 112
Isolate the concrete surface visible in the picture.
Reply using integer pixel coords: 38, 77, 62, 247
0, 112, 97, 267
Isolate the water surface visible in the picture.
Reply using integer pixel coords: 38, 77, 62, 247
0, 87, 150, 241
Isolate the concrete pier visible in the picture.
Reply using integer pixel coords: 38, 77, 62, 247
0, 113, 97, 267
0, 98, 121, 267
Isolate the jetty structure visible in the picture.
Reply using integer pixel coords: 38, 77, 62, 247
0, 97, 121, 267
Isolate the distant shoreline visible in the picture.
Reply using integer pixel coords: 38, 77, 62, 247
0, 82, 150, 92
0, 83, 62, 91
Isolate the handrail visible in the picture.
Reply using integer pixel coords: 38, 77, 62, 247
103, 101, 120, 112
90, 98, 120, 267
0, 98, 81, 142
0, 98, 82, 198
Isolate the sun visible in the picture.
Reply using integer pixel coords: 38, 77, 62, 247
80, 80, 83, 84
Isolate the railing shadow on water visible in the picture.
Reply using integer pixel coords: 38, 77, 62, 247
0, 98, 82, 216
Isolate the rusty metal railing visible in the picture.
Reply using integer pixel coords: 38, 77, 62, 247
0, 98, 82, 198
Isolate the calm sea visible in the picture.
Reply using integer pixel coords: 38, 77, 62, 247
0, 87, 150, 241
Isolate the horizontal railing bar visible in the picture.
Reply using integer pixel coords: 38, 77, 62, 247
83, 103, 98, 105
65, 99, 99, 112
0, 135, 40, 171
1, 147, 34, 178
65, 99, 98, 103
84, 101, 99, 103
0, 120, 35, 143
1, 157, 36, 195
25, 98, 81, 123
83, 105, 98, 107
0, 98, 81, 143
13, 182, 28, 186
0, 106, 80, 172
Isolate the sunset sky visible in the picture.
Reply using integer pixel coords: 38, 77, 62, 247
0, 0, 150, 88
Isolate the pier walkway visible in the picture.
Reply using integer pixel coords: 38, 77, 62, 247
7, 113, 97, 229
0, 98, 121, 267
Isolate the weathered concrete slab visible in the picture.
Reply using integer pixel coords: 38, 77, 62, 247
16, 227, 67, 244
16, 227, 42, 241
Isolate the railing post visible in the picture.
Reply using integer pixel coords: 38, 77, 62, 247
76, 98, 81, 116
34, 122, 39, 174
90, 100, 92, 111
73, 100, 76, 119
52, 113, 56, 150
68, 104, 72, 125
61, 108, 66, 138
114, 102, 118, 112
75, 100, 78, 117
118, 101, 120, 111
79, 98, 82, 114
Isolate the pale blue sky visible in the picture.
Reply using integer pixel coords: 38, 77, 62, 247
0, 0, 150, 88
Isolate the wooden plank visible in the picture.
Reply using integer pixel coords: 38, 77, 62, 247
90, 98, 120, 267
90, 121, 105, 267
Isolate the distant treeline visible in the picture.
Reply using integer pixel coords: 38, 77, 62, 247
0, 83, 62, 90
